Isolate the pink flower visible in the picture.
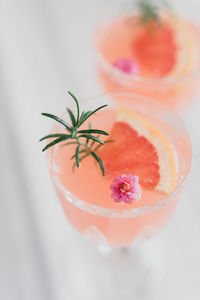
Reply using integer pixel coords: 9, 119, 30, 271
110, 174, 141, 204
113, 58, 140, 75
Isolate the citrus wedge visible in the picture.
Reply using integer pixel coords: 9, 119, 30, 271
170, 16, 200, 76
132, 20, 177, 77
99, 108, 176, 194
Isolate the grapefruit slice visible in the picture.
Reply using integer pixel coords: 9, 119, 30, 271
132, 21, 177, 77
132, 16, 200, 78
99, 108, 176, 194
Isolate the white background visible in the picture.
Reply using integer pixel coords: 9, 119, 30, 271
0, 0, 200, 299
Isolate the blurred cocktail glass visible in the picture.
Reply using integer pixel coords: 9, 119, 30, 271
95, 0, 200, 110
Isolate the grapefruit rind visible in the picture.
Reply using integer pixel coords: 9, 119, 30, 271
116, 108, 177, 194
165, 15, 200, 76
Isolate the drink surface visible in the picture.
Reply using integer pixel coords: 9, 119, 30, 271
97, 15, 200, 78
53, 107, 176, 210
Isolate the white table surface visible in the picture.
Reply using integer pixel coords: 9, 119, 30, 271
0, 0, 200, 299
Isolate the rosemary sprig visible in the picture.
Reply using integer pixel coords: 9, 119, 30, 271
138, 0, 160, 24
135, 0, 170, 25
40, 91, 112, 176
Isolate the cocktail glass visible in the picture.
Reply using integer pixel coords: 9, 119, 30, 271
46, 93, 192, 299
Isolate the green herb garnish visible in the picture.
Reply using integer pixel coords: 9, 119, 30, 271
40, 91, 112, 176
134, 0, 170, 25
138, 0, 160, 24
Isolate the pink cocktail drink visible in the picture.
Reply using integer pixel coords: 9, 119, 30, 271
95, 1, 200, 110
45, 93, 191, 248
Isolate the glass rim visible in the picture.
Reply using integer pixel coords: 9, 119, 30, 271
50, 92, 192, 218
